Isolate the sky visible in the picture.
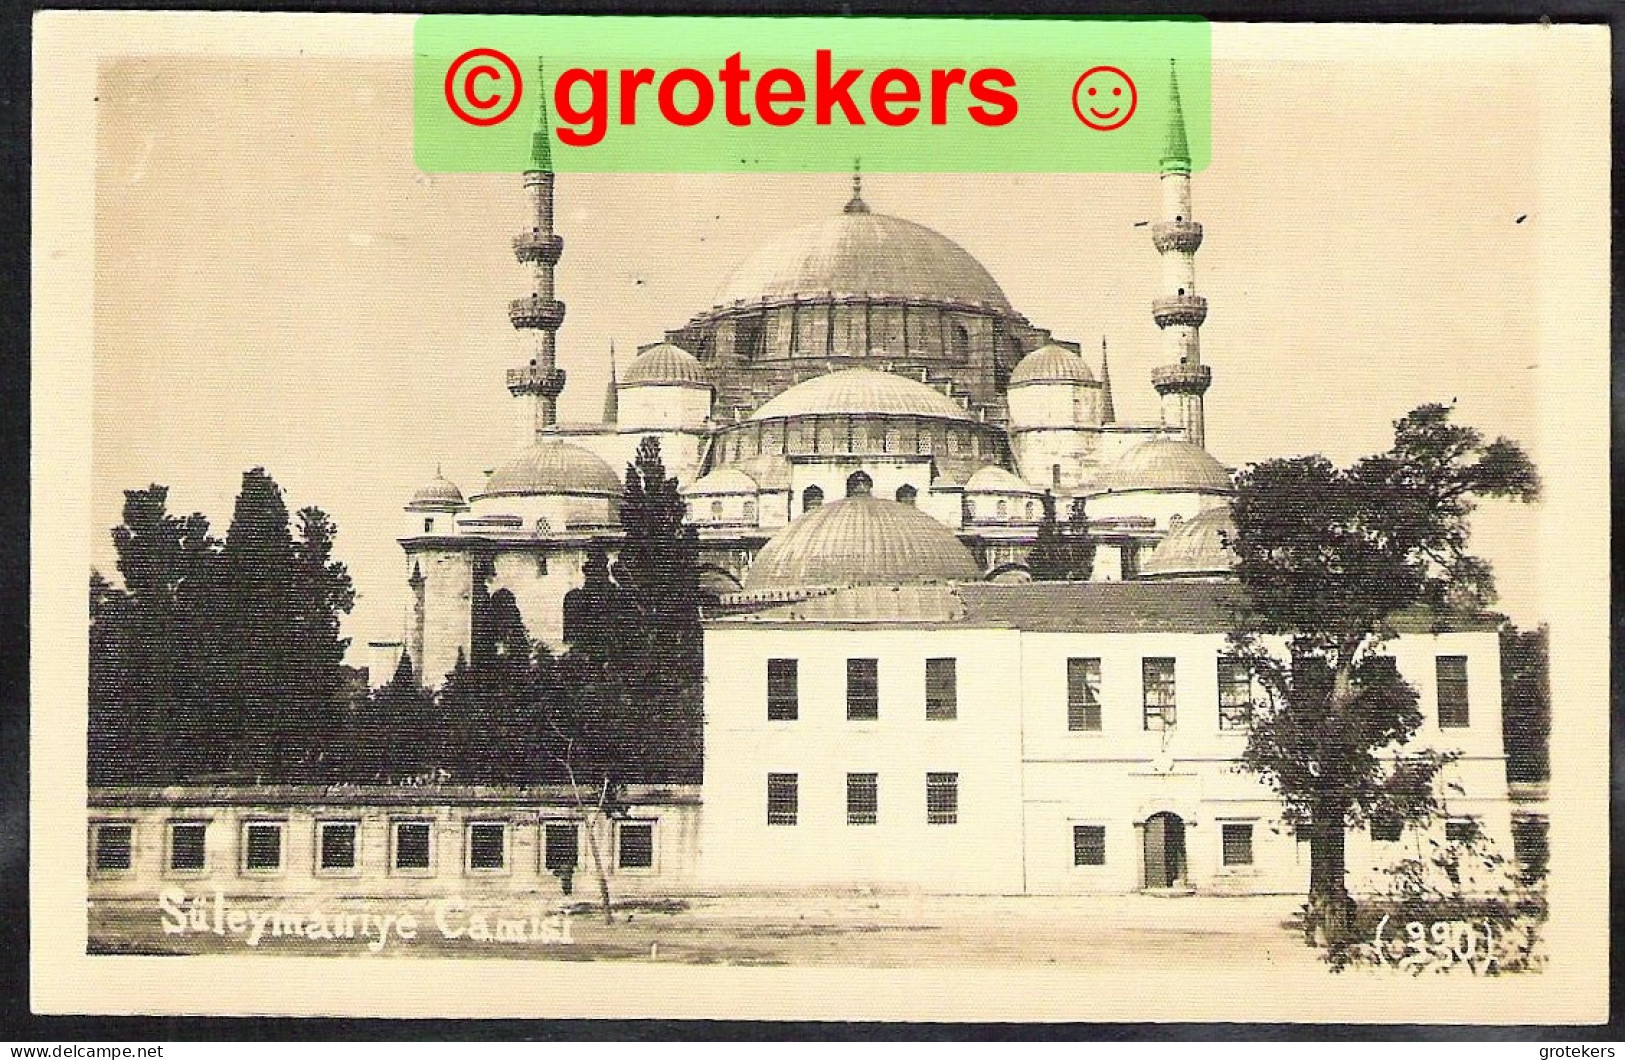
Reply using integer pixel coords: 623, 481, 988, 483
91, 43, 1561, 663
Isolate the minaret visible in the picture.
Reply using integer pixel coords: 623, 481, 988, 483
507, 58, 568, 435
1149, 61, 1212, 449
602, 342, 619, 425
1099, 336, 1116, 424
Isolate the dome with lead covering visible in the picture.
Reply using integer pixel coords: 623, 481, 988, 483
964, 465, 1041, 494
478, 440, 623, 499
744, 489, 981, 592
1093, 437, 1233, 495
713, 209, 1013, 313
408, 474, 467, 509
682, 466, 759, 496
1141, 506, 1239, 579
622, 343, 709, 388
1009, 344, 1095, 387
749, 368, 971, 423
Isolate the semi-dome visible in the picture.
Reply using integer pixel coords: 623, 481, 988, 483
622, 343, 709, 388
1141, 506, 1239, 579
478, 440, 623, 498
682, 466, 758, 496
964, 465, 1041, 494
1093, 437, 1233, 495
713, 209, 1013, 313
1009, 344, 1096, 387
749, 368, 970, 423
408, 474, 466, 509
744, 493, 981, 591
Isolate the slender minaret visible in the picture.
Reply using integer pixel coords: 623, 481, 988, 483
1149, 60, 1212, 449
507, 58, 568, 435
1099, 336, 1116, 424
602, 342, 619, 425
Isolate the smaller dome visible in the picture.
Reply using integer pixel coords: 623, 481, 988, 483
1093, 437, 1233, 495
744, 495, 981, 591
1142, 506, 1238, 579
408, 474, 466, 509
479, 440, 623, 498
622, 343, 709, 388
964, 465, 1041, 494
683, 466, 759, 496
750, 368, 970, 422
1009, 344, 1095, 387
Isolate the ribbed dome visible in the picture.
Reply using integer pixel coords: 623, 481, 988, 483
750, 368, 970, 422
479, 440, 623, 498
1009, 344, 1095, 387
744, 495, 981, 591
1142, 506, 1238, 579
714, 210, 1012, 313
1093, 437, 1233, 494
964, 465, 1040, 494
622, 343, 708, 388
408, 475, 466, 509
682, 466, 758, 496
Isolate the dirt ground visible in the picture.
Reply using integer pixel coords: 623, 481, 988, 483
89, 890, 1325, 970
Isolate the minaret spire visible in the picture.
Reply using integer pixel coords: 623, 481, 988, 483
1148, 59, 1212, 448
507, 56, 568, 436
844, 157, 869, 214
1099, 336, 1116, 424
602, 341, 619, 425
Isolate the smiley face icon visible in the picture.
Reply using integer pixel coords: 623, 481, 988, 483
1071, 66, 1138, 131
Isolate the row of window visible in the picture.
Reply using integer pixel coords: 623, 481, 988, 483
1067, 824, 1256, 868
765, 655, 1472, 731
765, 772, 959, 827
90, 817, 657, 877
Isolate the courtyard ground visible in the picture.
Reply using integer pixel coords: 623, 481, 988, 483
89, 890, 1325, 971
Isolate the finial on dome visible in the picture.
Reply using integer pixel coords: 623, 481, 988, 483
844, 158, 869, 214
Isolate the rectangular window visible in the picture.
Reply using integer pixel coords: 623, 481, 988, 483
1445, 818, 1479, 844
1120, 544, 1140, 580
466, 822, 508, 872
1217, 656, 1253, 731
392, 820, 432, 871
925, 658, 957, 720
92, 823, 133, 873
846, 773, 878, 826
1142, 657, 1177, 730
1370, 817, 1403, 843
242, 821, 284, 873
618, 822, 654, 870
1222, 823, 1255, 867
544, 822, 579, 872
767, 658, 799, 721
1437, 656, 1470, 728
926, 772, 959, 825
1067, 657, 1102, 731
847, 658, 879, 720
318, 821, 359, 871
1511, 817, 1549, 883
168, 821, 207, 872
1073, 824, 1106, 866
767, 773, 799, 826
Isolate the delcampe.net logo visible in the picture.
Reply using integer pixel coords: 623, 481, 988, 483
413, 16, 1210, 173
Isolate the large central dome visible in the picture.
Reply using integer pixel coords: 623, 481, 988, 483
712, 208, 1013, 313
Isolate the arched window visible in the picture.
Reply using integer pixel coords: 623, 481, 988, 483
896, 484, 918, 506
845, 471, 873, 497
996, 499, 1009, 520
952, 323, 970, 360
710, 500, 723, 521
743, 499, 756, 522
1169, 513, 1184, 530
803, 485, 824, 513
534, 517, 551, 535
1025, 500, 1035, 521
965, 498, 977, 520
424, 517, 434, 533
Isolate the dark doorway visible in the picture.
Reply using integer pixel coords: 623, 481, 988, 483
1143, 811, 1187, 889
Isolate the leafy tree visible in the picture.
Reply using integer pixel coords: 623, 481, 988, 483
1500, 624, 1549, 784
1027, 492, 1095, 581
1227, 404, 1540, 948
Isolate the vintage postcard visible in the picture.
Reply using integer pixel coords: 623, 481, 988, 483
30, 12, 1610, 1023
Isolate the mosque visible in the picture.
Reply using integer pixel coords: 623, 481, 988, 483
388, 67, 1232, 689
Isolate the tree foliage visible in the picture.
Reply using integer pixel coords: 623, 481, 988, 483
1500, 624, 1549, 784
1228, 403, 1539, 946
1026, 492, 1095, 581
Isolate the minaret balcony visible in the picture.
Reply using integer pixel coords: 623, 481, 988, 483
1151, 294, 1208, 329
513, 230, 564, 265
509, 295, 567, 330
507, 366, 567, 398
1151, 220, 1203, 255
1151, 362, 1212, 395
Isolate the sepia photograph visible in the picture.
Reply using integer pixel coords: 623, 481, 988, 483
28, 12, 1611, 1025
